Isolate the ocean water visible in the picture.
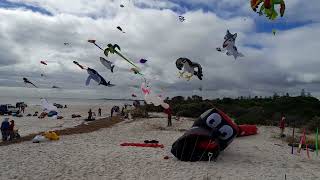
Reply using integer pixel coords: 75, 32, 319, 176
0, 86, 136, 106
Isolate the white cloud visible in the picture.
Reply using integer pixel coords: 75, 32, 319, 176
0, 0, 320, 99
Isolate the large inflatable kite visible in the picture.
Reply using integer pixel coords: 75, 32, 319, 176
171, 108, 239, 161
216, 30, 244, 59
251, 0, 286, 20
176, 58, 203, 81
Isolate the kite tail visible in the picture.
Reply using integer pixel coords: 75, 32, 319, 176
115, 51, 140, 69
94, 43, 104, 51
111, 65, 115, 73
32, 83, 38, 88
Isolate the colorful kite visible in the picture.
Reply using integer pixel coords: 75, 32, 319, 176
251, 0, 286, 20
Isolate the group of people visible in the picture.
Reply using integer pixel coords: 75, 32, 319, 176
1, 118, 18, 141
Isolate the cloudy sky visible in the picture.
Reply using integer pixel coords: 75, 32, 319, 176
0, 0, 319, 99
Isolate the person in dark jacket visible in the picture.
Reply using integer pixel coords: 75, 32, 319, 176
1, 118, 10, 141
88, 109, 93, 120
98, 108, 102, 117
8, 120, 15, 141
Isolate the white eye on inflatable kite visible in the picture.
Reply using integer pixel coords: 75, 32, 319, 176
200, 109, 213, 119
218, 125, 234, 140
206, 113, 222, 128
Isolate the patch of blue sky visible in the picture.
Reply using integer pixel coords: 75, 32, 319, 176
0, 0, 52, 16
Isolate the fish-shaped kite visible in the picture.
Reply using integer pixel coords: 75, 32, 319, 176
86, 68, 115, 87
100, 57, 115, 73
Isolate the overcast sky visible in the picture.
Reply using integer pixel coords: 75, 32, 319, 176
0, 0, 319, 99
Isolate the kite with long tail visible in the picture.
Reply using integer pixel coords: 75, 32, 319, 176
87, 40, 141, 72
23, 77, 38, 88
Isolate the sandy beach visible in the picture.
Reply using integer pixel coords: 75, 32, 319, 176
0, 112, 319, 180
1, 104, 114, 137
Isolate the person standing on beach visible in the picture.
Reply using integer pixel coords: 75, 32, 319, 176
164, 107, 172, 127
88, 109, 93, 120
1, 118, 10, 141
98, 108, 102, 116
279, 114, 286, 137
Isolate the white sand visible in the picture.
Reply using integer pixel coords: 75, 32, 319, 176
0, 113, 319, 180
1, 104, 113, 137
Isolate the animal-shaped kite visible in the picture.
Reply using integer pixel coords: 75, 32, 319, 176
86, 68, 115, 87
100, 57, 115, 73
72, 61, 114, 87
104, 44, 141, 70
251, 0, 285, 20
23, 77, 38, 88
176, 58, 203, 81
141, 82, 169, 109
216, 30, 244, 59
171, 108, 239, 161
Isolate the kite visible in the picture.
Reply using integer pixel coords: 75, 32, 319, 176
40, 61, 47, 65
132, 94, 137, 97
251, 0, 286, 20
272, 29, 276, 36
131, 68, 143, 76
140, 59, 147, 64
117, 26, 125, 33
100, 57, 115, 73
216, 30, 244, 59
88, 39, 103, 50
40, 98, 58, 112
88, 40, 141, 71
104, 44, 141, 70
141, 82, 169, 109
73, 61, 114, 87
176, 58, 203, 81
52, 86, 60, 89
86, 68, 115, 87
73, 61, 85, 70
23, 77, 38, 88
64, 43, 70, 45
120, 4, 124, 8
179, 16, 185, 22
171, 108, 239, 161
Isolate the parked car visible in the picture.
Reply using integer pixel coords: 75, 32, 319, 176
53, 103, 63, 109
0, 104, 20, 115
